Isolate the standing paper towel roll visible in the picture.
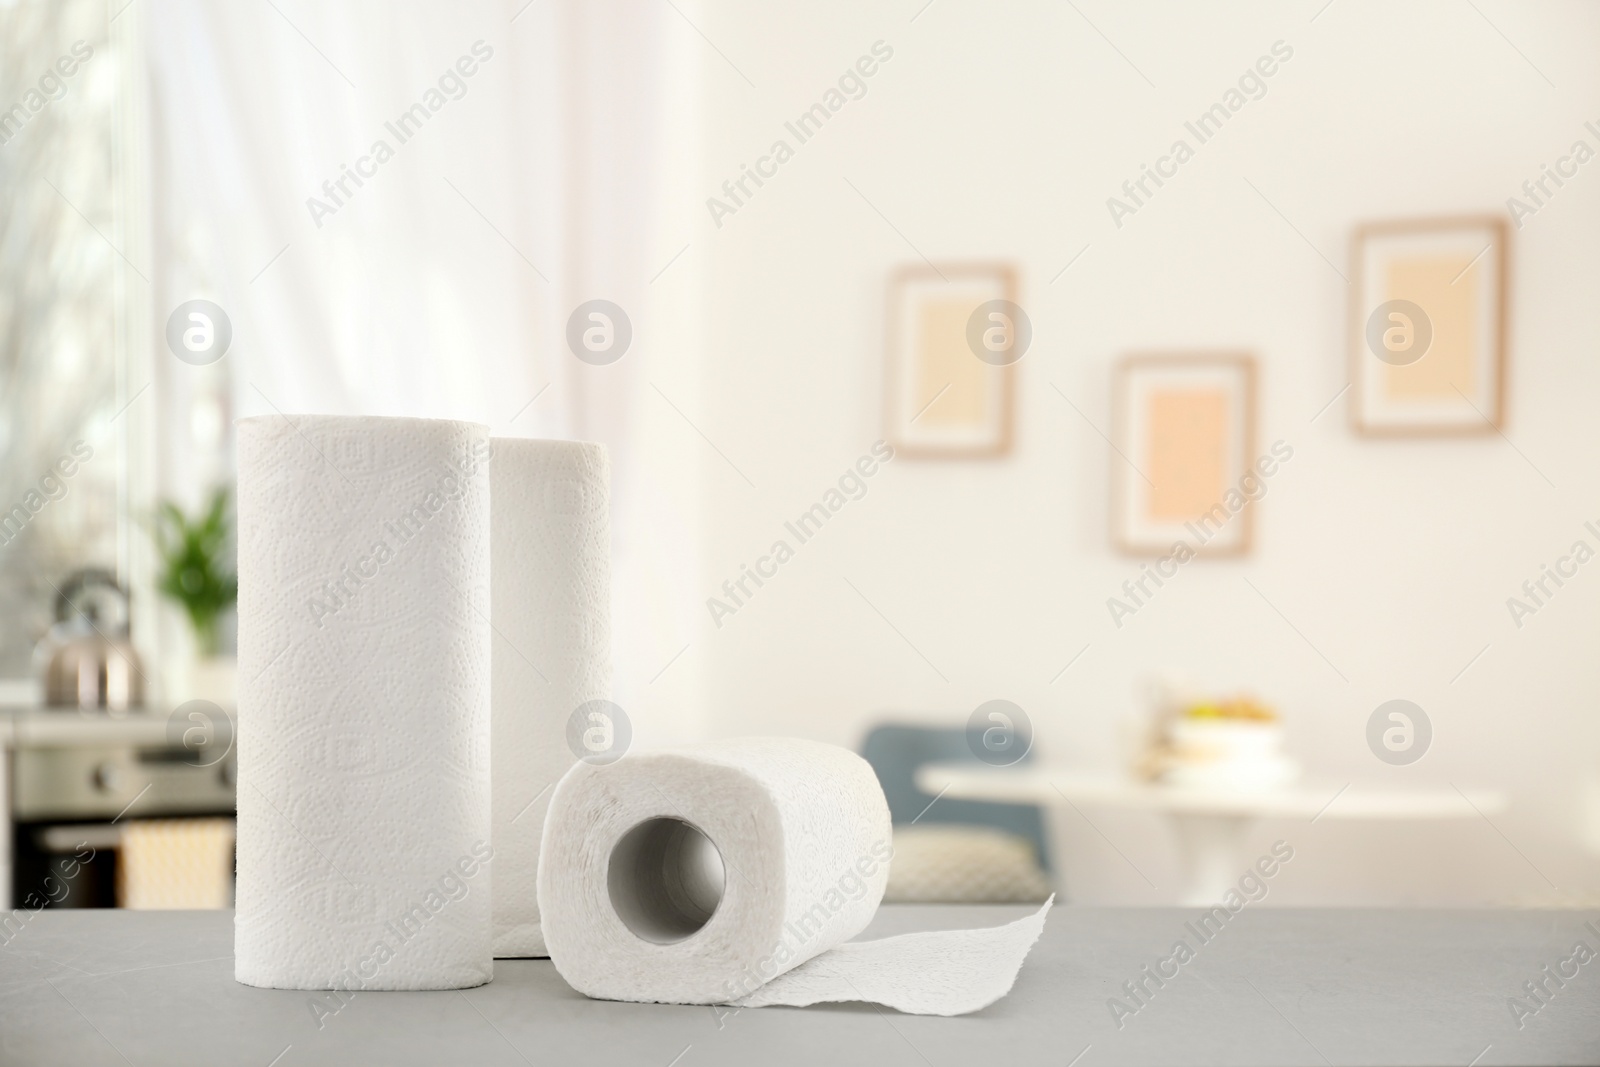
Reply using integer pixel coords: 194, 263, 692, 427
235, 414, 493, 991
489, 438, 611, 957
538, 737, 1052, 1014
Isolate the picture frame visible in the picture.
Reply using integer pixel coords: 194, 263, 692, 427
1112, 354, 1257, 557
1349, 216, 1508, 435
884, 263, 1018, 458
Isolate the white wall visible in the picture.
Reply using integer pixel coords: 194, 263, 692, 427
676, 0, 1600, 904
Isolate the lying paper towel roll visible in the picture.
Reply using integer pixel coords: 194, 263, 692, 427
489, 438, 611, 957
538, 738, 1051, 1014
235, 414, 493, 991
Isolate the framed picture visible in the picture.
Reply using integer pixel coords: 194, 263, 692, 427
885, 263, 1019, 458
1350, 217, 1508, 435
1112, 354, 1257, 556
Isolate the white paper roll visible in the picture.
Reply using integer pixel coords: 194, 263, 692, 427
538, 737, 1052, 1014
234, 414, 493, 991
489, 438, 611, 957
539, 738, 891, 1004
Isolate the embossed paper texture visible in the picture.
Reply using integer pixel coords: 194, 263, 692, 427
538, 738, 1050, 1014
234, 415, 493, 991
490, 438, 611, 957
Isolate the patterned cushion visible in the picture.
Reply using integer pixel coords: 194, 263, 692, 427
885, 825, 1053, 903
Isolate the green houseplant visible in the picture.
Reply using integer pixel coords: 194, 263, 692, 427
152, 487, 237, 657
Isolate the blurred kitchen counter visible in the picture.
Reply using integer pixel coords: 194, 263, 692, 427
1, 904, 1596, 1066
2, 705, 237, 911
0, 705, 180, 745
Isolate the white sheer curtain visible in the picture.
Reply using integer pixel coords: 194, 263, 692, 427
145, 0, 704, 741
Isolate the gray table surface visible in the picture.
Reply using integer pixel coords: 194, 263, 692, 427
2, 904, 1597, 1066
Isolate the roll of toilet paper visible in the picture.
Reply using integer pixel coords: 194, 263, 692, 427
489, 438, 611, 958
538, 738, 1051, 1014
234, 414, 493, 991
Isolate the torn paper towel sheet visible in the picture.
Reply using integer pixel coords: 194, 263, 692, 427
235, 415, 493, 991
538, 737, 1051, 1015
733, 897, 1052, 1014
489, 438, 610, 958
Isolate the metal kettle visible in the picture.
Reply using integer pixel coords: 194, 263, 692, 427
36, 567, 146, 711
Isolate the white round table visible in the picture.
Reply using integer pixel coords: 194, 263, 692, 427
916, 763, 1508, 905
